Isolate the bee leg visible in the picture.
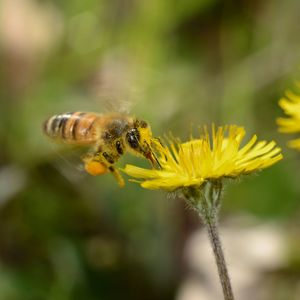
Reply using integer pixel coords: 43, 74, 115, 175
82, 153, 108, 176
101, 151, 125, 187
83, 147, 125, 187
108, 166, 125, 188
85, 160, 108, 176
83, 151, 125, 187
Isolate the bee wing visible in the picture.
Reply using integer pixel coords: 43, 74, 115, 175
102, 98, 134, 115
50, 144, 90, 181
89, 52, 142, 114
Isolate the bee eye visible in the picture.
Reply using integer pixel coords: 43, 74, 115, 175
126, 129, 140, 149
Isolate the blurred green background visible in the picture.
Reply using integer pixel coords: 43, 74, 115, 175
1, 0, 300, 299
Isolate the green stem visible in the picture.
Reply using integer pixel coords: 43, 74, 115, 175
201, 200, 234, 300
187, 183, 235, 300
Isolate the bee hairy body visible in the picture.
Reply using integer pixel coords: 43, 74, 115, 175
44, 112, 106, 144
43, 111, 157, 187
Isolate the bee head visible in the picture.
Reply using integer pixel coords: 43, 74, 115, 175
125, 119, 157, 165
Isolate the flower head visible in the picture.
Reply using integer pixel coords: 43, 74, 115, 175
277, 83, 300, 149
122, 125, 283, 191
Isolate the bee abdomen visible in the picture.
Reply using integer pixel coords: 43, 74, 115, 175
44, 112, 100, 144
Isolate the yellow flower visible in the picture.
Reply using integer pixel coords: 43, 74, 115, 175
122, 125, 283, 191
277, 84, 300, 149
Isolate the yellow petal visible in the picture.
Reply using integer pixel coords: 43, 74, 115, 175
122, 125, 283, 191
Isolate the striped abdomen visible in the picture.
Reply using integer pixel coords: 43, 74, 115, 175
43, 112, 102, 144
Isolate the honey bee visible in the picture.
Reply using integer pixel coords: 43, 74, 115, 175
43, 112, 159, 187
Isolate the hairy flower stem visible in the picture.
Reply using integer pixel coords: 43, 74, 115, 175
200, 202, 234, 300
186, 182, 235, 300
